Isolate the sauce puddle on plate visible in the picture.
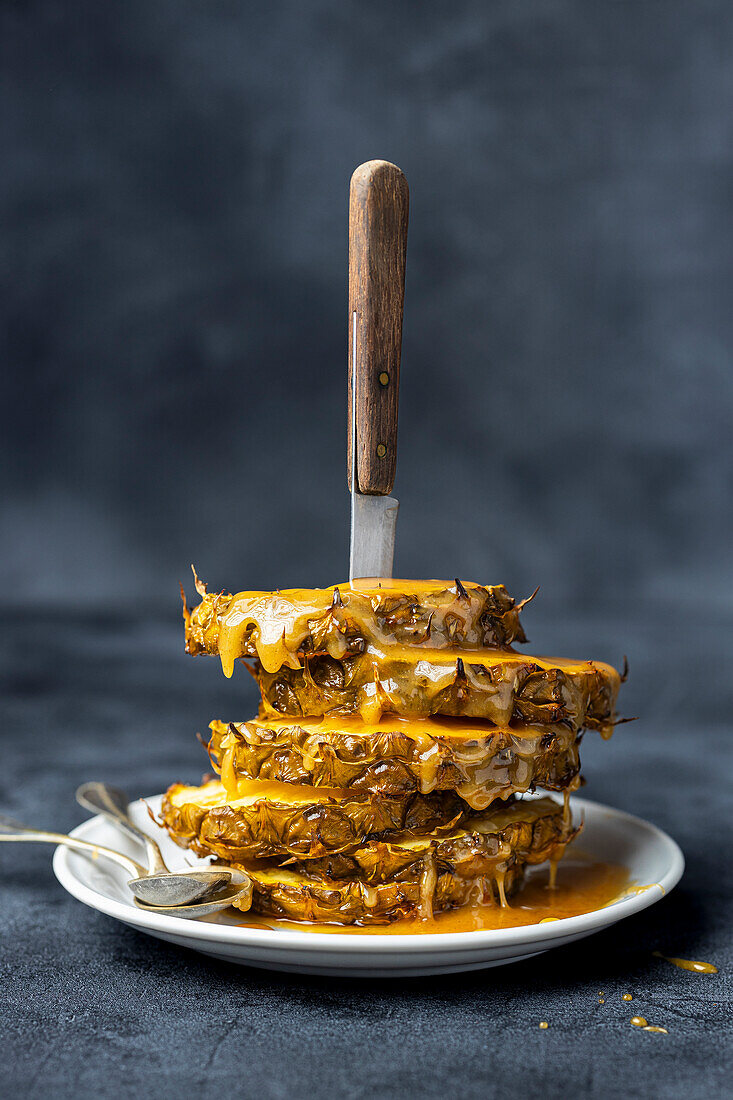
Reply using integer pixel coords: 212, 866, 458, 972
233, 856, 630, 935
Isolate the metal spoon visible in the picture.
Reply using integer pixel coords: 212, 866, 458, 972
0, 814, 252, 918
133, 882, 252, 919
75, 781, 231, 905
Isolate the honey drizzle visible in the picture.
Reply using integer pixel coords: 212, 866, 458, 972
631, 1015, 668, 1034
418, 848, 437, 921
210, 579, 518, 678
653, 951, 718, 974
214, 716, 582, 813
495, 870, 508, 908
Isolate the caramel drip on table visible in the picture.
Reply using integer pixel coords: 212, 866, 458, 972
653, 951, 718, 974
631, 1016, 668, 1034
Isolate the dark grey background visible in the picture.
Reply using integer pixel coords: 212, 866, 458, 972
3, 0, 732, 615
2, 2, 732, 1097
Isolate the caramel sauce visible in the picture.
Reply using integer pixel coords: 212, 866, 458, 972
653, 952, 718, 974
170, 777, 348, 809
624, 884, 665, 897
243, 712, 546, 741
215, 716, 581, 812
197, 574, 617, 709
365, 646, 601, 671
631, 1015, 668, 1034
233, 856, 629, 935
212, 578, 509, 678
255, 643, 620, 733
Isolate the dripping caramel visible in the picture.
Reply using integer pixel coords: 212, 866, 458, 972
653, 952, 718, 974
184, 576, 526, 676
232, 857, 629, 935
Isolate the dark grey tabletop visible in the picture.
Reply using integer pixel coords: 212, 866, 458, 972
2, 607, 731, 1099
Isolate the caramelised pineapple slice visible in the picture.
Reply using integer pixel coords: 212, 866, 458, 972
255, 648, 621, 734
237, 862, 527, 924
207, 715, 583, 811
233, 795, 575, 923
291, 796, 578, 886
162, 779, 466, 862
183, 575, 527, 675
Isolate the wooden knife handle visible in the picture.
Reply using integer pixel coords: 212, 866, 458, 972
348, 160, 409, 494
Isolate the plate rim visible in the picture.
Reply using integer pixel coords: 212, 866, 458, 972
53, 794, 684, 955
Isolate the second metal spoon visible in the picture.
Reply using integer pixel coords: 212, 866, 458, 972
75, 781, 232, 906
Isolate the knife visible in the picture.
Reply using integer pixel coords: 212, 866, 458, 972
348, 160, 409, 582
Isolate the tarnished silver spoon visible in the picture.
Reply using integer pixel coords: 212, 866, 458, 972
75, 781, 231, 906
0, 814, 253, 917
132, 882, 252, 919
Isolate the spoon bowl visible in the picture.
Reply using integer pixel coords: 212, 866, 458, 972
128, 868, 233, 907
133, 875, 253, 919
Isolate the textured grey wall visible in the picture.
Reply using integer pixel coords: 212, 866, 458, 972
3, 1, 731, 626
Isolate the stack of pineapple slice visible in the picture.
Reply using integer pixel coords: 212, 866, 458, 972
163, 577, 621, 924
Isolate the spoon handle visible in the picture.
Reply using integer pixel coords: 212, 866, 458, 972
0, 814, 145, 878
75, 782, 169, 875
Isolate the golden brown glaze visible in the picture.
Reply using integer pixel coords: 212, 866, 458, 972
162, 778, 467, 862
239, 862, 528, 924
183, 576, 527, 675
653, 952, 718, 974
167, 790, 577, 923
231, 856, 630, 931
289, 796, 579, 884
255, 648, 620, 734
207, 715, 583, 810
175, 571, 624, 929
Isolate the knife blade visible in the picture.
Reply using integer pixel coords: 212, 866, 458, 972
347, 160, 409, 582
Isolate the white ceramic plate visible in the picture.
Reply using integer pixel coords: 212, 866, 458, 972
53, 795, 683, 977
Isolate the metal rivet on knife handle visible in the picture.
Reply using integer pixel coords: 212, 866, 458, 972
376, 443, 387, 458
